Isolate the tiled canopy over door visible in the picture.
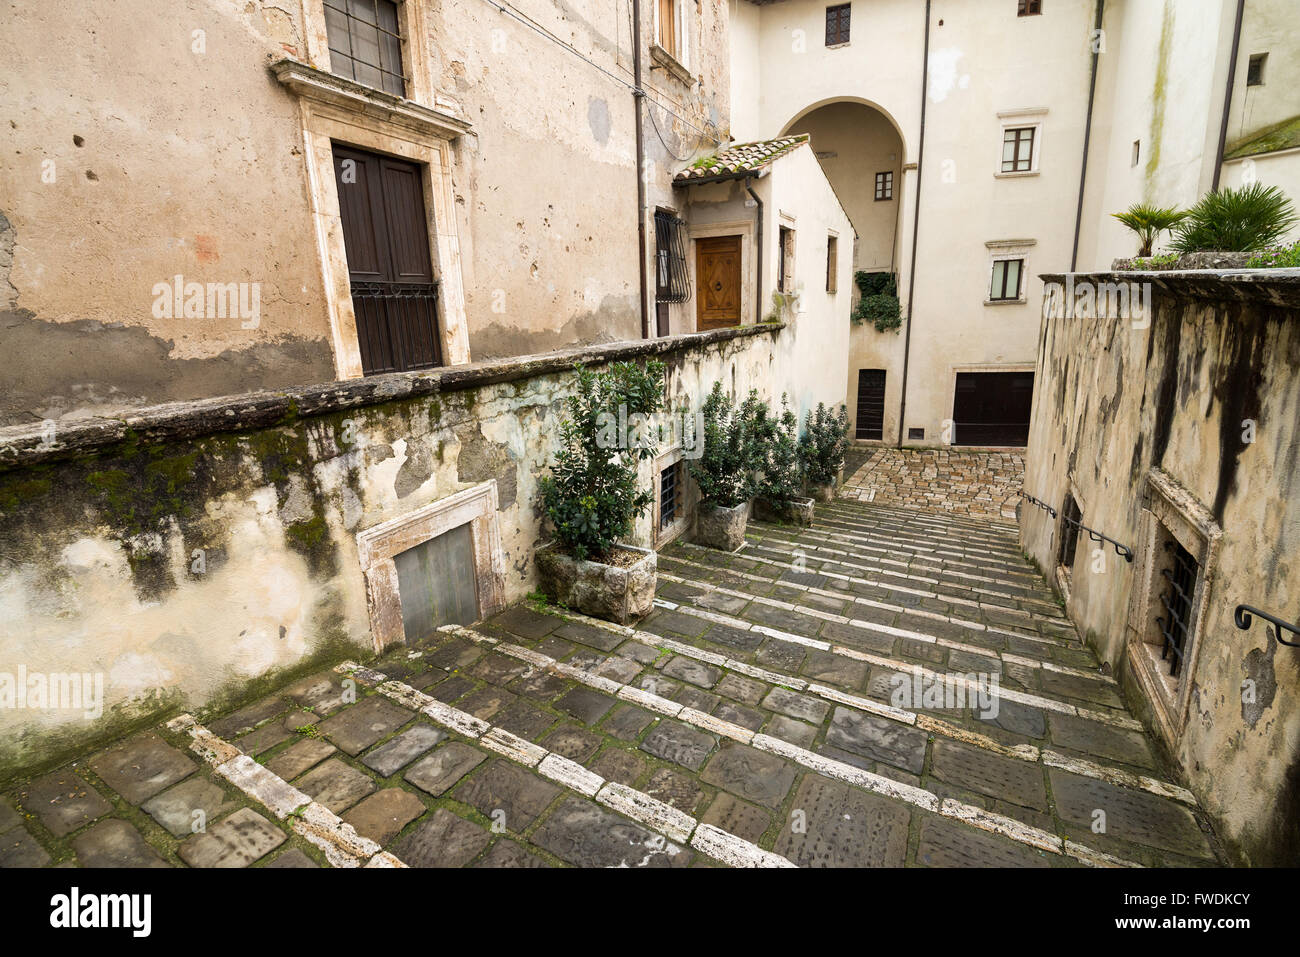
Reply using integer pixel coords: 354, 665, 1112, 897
333, 144, 443, 374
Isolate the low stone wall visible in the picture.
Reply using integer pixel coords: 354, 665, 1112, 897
1020, 269, 1300, 865
0, 324, 806, 779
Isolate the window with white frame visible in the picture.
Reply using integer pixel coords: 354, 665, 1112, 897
985, 239, 1034, 304
996, 109, 1045, 176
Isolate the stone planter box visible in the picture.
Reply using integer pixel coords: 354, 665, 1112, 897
808, 482, 836, 503
535, 541, 656, 625
694, 500, 749, 551
753, 496, 814, 527
1111, 251, 1254, 271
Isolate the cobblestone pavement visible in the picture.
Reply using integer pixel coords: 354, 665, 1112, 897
841, 448, 1025, 521
1, 499, 1222, 868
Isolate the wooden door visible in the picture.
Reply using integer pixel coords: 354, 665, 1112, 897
951, 371, 1034, 446
333, 144, 442, 375
695, 236, 742, 330
855, 369, 886, 440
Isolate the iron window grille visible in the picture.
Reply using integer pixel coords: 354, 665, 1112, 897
874, 171, 894, 201
825, 4, 851, 45
1018, 0, 1042, 15
654, 211, 692, 304
1155, 538, 1199, 679
350, 280, 442, 374
1247, 53, 1267, 86
1002, 127, 1035, 172
324, 0, 406, 97
989, 258, 1023, 301
659, 461, 683, 530
1058, 495, 1081, 569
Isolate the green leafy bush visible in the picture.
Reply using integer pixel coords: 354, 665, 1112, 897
851, 271, 902, 332
538, 360, 665, 561
688, 383, 766, 508
855, 271, 897, 297
1111, 202, 1188, 257
757, 395, 804, 507
799, 402, 850, 487
1170, 183, 1298, 252
1247, 239, 1300, 268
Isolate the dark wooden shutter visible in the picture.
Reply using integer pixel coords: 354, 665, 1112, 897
951, 371, 1034, 446
856, 369, 886, 440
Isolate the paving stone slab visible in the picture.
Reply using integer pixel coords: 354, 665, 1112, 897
21, 772, 113, 837
531, 796, 692, 867
342, 788, 428, 846
208, 695, 291, 738
393, 809, 492, 867
700, 623, 764, 652
645, 767, 705, 814
72, 819, 170, 868
404, 742, 486, 796
360, 724, 447, 778
493, 606, 561, 640
700, 792, 771, 844
0, 803, 21, 835
470, 652, 531, 685
551, 620, 623, 651
929, 738, 1048, 811
475, 838, 548, 868
695, 592, 751, 615
282, 672, 353, 715
142, 775, 242, 838
1047, 713, 1157, 769
589, 748, 648, 787
264, 848, 319, 868
801, 649, 870, 688
554, 687, 615, 724
179, 808, 286, 868
766, 715, 818, 749
318, 696, 414, 755
662, 656, 721, 688
762, 686, 830, 725
425, 637, 484, 671
593, 656, 643, 684
494, 700, 557, 739
1039, 670, 1125, 709
266, 738, 338, 781
676, 686, 721, 713
640, 720, 717, 771
0, 828, 50, 867
295, 758, 376, 813
700, 743, 797, 808
457, 686, 517, 720
88, 732, 197, 805
603, 704, 655, 741
455, 760, 561, 830
428, 674, 476, 703
638, 674, 682, 698
542, 725, 603, 762
715, 673, 766, 706
642, 609, 709, 639
617, 641, 660, 665
713, 701, 765, 732
511, 669, 569, 700
977, 698, 1047, 739
1049, 769, 1214, 859
774, 774, 911, 867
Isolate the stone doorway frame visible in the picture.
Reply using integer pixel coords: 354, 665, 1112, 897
355, 481, 506, 651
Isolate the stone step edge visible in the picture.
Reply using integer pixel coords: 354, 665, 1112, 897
822, 498, 1022, 537
811, 506, 1025, 553
163, 714, 405, 869
332, 660, 794, 869
665, 548, 1071, 655
531, 603, 1193, 807
787, 519, 1041, 579
649, 596, 1142, 732
657, 568, 1113, 685
443, 624, 1141, 869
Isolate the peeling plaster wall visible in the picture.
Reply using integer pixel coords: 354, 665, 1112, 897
0, 324, 818, 778
1020, 270, 1300, 865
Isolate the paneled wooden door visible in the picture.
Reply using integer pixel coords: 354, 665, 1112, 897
855, 369, 886, 440
695, 235, 742, 330
332, 143, 443, 375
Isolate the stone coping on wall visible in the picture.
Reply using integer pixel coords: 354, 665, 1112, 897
1038, 268, 1300, 307
0, 324, 783, 470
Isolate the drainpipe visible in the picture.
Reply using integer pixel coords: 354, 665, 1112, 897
746, 177, 763, 325
633, 0, 650, 337
1070, 0, 1105, 271
895, 0, 930, 448
1211, 0, 1246, 191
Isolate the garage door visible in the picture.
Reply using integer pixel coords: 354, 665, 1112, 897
951, 371, 1033, 446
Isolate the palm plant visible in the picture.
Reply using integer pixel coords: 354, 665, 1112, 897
1170, 183, 1298, 253
1111, 202, 1188, 257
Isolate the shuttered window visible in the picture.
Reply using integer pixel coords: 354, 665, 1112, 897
825, 4, 851, 45
324, 0, 405, 97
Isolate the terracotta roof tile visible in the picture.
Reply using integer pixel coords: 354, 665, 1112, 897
673, 135, 810, 185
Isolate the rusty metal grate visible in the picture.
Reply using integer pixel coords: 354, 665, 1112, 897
1156, 538, 1199, 678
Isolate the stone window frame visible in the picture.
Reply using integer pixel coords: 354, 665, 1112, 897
355, 481, 507, 651
1125, 468, 1223, 746
994, 108, 1046, 178
652, 445, 690, 547
276, 1, 471, 381
983, 239, 1036, 306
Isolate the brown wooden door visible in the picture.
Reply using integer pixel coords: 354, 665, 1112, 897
951, 371, 1034, 446
333, 144, 442, 375
855, 369, 886, 440
695, 236, 742, 330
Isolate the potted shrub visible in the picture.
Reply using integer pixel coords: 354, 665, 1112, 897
536, 360, 664, 624
799, 402, 850, 502
688, 383, 764, 551
753, 394, 813, 526
1111, 202, 1188, 257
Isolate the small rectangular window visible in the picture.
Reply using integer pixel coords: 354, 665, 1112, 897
324, 0, 405, 97
1131, 140, 1141, 167
658, 0, 678, 57
659, 461, 683, 530
1018, 0, 1042, 15
826, 235, 838, 292
825, 4, 851, 45
1001, 127, 1035, 172
778, 226, 795, 294
908, 427, 925, 440
654, 210, 691, 304
1247, 53, 1267, 86
874, 170, 894, 201
1155, 537, 1200, 679
990, 258, 1023, 301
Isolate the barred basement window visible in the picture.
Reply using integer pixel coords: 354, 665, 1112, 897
874, 171, 893, 201
1155, 538, 1199, 679
324, 0, 406, 97
659, 461, 683, 530
1247, 53, 1267, 87
825, 4, 851, 45
1058, 494, 1081, 571
654, 210, 692, 304
1002, 127, 1034, 172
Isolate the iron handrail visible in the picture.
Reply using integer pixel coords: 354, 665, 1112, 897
1017, 490, 1133, 562
1234, 605, 1300, 648
1018, 491, 1056, 518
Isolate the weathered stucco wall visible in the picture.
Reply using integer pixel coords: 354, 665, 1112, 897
1020, 269, 1300, 865
0, 319, 848, 779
